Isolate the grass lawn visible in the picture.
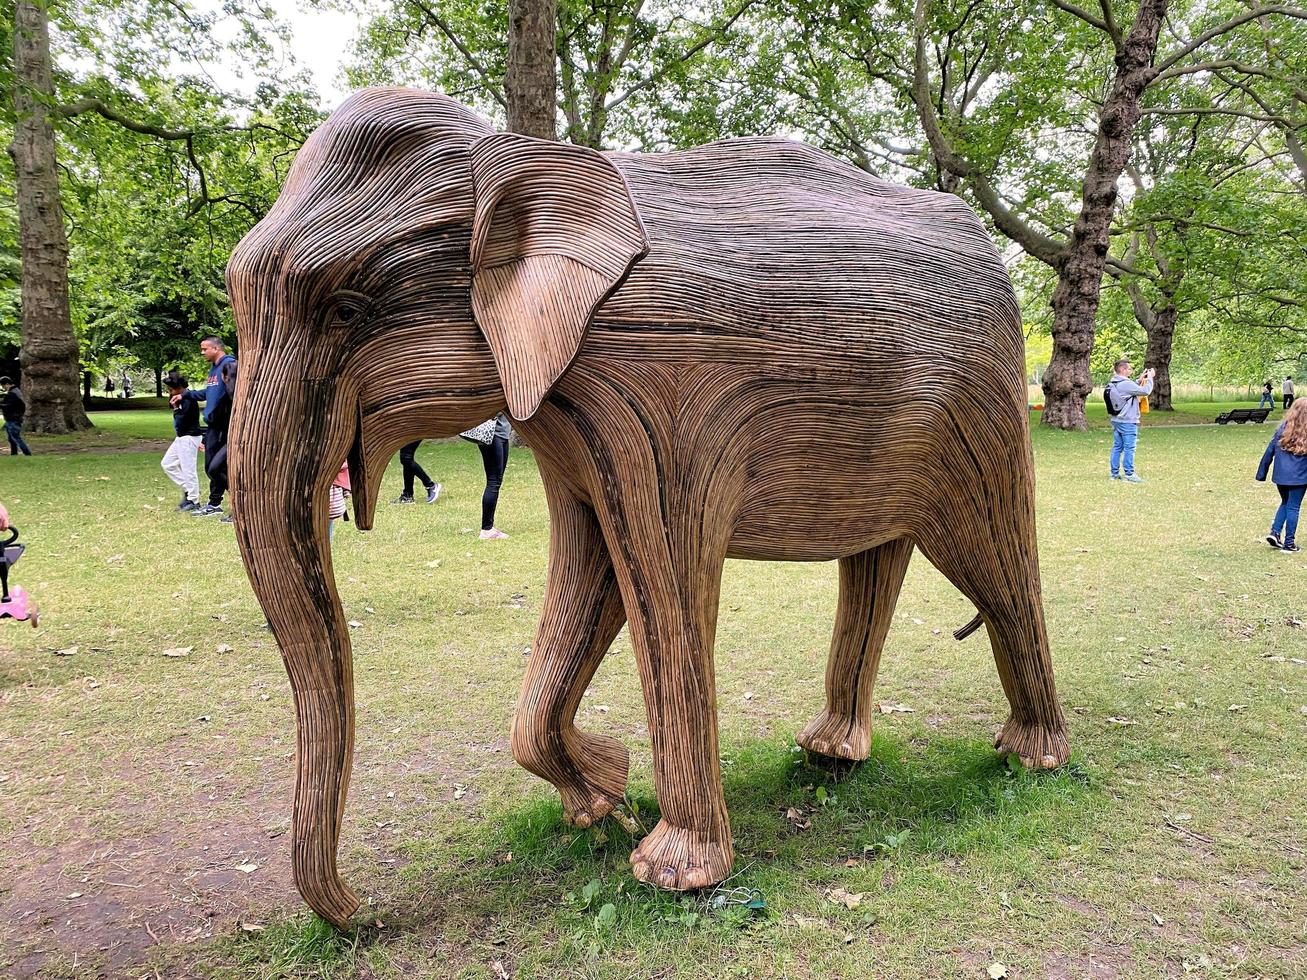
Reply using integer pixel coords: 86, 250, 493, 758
0, 405, 1303, 979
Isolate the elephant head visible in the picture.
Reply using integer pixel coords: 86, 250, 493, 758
224, 87, 647, 926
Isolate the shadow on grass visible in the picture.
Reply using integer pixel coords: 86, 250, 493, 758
216, 733, 1097, 976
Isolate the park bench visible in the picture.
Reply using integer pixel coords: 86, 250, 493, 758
1215, 408, 1271, 424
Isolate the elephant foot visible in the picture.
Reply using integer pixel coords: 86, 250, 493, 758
994, 715, 1070, 769
630, 820, 733, 891
796, 710, 870, 776
559, 731, 630, 829
294, 867, 360, 930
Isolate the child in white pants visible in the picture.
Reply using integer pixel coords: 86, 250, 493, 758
162, 372, 205, 510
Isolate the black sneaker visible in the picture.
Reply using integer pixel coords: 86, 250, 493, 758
1266, 533, 1283, 549
178, 499, 199, 512
1283, 541, 1302, 553
390, 494, 414, 505
192, 504, 223, 517
426, 482, 442, 504
220, 514, 235, 524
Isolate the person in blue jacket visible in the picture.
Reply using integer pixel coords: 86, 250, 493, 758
172, 337, 237, 517
1257, 398, 1307, 553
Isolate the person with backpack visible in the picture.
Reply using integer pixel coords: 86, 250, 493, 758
1104, 358, 1154, 483
0, 378, 32, 456
1257, 399, 1307, 553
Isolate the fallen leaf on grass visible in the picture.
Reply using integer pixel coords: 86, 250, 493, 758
347, 620, 363, 629
106, 554, 124, 563
161, 646, 193, 658
825, 887, 865, 910
216, 644, 234, 654
784, 806, 812, 832
1150, 912, 1164, 926
1227, 704, 1248, 712
988, 963, 1008, 979
877, 702, 914, 714
234, 863, 259, 874
491, 960, 511, 979
53, 646, 79, 657
238, 920, 265, 933
65, 892, 83, 899
453, 784, 467, 800
1107, 716, 1136, 725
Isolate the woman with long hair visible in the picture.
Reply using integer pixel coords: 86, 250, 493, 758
1257, 398, 1307, 553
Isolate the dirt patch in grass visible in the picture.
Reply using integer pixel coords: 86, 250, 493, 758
0, 800, 296, 977
28, 439, 173, 456
1042, 944, 1135, 978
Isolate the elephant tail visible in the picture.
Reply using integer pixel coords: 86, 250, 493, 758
953, 613, 984, 641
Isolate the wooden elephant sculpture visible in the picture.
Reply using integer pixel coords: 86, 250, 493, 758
226, 88, 1069, 928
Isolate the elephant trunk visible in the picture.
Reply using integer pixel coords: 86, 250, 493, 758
229, 349, 361, 928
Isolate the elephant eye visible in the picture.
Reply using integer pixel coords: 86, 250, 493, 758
325, 290, 371, 328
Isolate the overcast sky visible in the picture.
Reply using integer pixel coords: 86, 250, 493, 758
267, 1, 364, 106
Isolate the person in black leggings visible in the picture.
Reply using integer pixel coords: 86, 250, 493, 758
478, 414, 511, 539
392, 441, 442, 505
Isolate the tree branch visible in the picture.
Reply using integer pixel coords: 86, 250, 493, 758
605, 0, 759, 111
1049, 0, 1112, 37
1140, 105, 1299, 124
411, 1, 508, 110
910, 0, 1065, 265
1155, 5, 1307, 75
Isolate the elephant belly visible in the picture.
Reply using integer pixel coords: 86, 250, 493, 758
727, 418, 935, 562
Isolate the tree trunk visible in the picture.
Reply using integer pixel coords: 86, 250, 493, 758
1041, 0, 1169, 430
82, 369, 91, 406
506, 0, 557, 139
1143, 302, 1178, 411
154, 365, 163, 397
10, 0, 92, 434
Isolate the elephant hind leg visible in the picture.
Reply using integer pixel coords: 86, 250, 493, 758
919, 501, 1068, 769
512, 478, 630, 828
798, 538, 913, 772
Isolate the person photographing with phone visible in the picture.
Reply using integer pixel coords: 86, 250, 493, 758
1104, 358, 1154, 483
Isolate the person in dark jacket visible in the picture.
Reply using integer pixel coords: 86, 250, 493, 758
161, 371, 205, 510
0, 378, 32, 456
1257, 399, 1307, 553
176, 337, 237, 517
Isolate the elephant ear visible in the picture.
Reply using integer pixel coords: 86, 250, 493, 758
469, 133, 649, 421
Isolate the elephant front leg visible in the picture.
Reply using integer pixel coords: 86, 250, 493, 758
511, 480, 630, 828
798, 539, 913, 773
594, 478, 734, 891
